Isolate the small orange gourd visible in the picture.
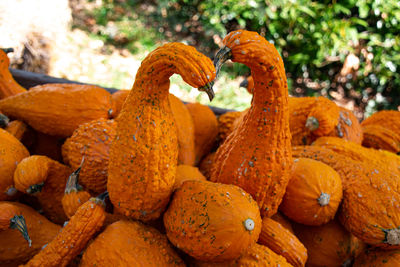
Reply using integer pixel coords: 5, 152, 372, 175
0, 48, 26, 99
185, 102, 219, 165
353, 249, 400, 267
22, 192, 107, 267
163, 180, 261, 262
361, 110, 400, 133
0, 202, 31, 246
174, 164, 206, 190
169, 94, 196, 165
61, 164, 91, 218
0, 128, 29, 200
0, 201, 61, 266
62, 118, 117, 194
293, 219, 365, 267
0, 83, 114, 137
107, 43, 215, 221
14, 155, 71, 224
192, 243, 293, 266
258, 217, 307, 267
362, 124, 400, 154
211, 30, 292, 218
80, 220, 185, 267
280, 158, 343, 226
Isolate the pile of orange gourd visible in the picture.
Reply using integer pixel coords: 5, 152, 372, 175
0, 30, 399, 267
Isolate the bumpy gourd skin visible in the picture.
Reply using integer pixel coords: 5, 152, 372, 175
108, 43, 215, 221
0, 49, 26, 99
80, 220, 185, 267
0, 128, 29, 201
0, 202, 61, 266
361, 110, 400, 133
328, 107, 363, 144
210, 30, 292, 218
0, 83, 114, 137
164, 180, 262, 262
292, 146, 400, 249
22, 196, 106, 267
258, 217, 307, 267
217, 110, 243, 142
62, 118, 117, 194
14, 155, 71, 224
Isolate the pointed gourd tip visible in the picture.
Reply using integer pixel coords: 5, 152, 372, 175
239, 78, 249, 89
198, 82, 215, 102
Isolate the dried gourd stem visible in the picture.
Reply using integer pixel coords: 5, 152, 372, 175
1, 48, 14, 54
26, 182, 44, 194
384, 228, 400, 246
65, 157, 85, 194
305, 116, 319, 131
317, 192, 330, 206
213, 46, 232, 78
9, 214, 32, 247
0, 113, 9, 128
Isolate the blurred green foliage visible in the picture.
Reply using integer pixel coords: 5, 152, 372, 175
82, 0, 400, 115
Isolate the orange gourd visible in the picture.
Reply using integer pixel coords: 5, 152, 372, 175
0, 49, 26, 99
80, 220, 185, 267
185, 102, 218, 165
293, 219, 365, 267
353, 249, 400, 267
62, 118, 116, 194
5, 120, 34, 146
211, 30, 292, 217
0, 83, 114, 137
312, 136, 400, 175
0, 201, 61, 266
191, 243, 293, 266
0, 128, 29, 200
107, 43, 215, 221
198, 152, 216, 180
22, 192, 107, 267
164, 180, 261, 262
14, 155, 71, 224
169, 94, 196, 165
362, 124, 400, 154
280, 158, 343, 226
111, 89, 130, 118
174, 164, 206, 190
361, 110, 400, 133
61, 164, 91, 218
292, 146, 400, 249
258, 217, 307, 267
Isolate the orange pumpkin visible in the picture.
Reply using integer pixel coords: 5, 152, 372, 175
163, 180, 261, 262
280, 158, 343, 226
